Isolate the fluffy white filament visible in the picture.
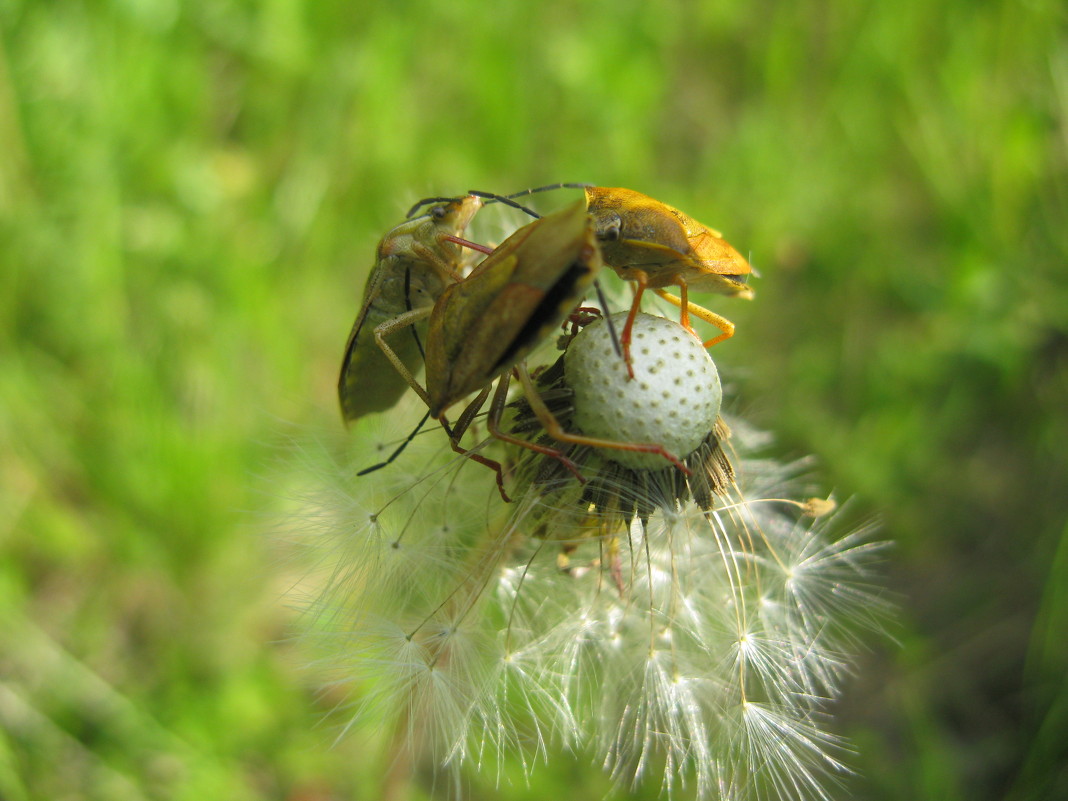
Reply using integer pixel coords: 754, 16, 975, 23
280, 393, 889, 799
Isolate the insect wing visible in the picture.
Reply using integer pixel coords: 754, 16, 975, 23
339, 263, 392, 421
685, 229, 753, 295
338, 267, 431, 422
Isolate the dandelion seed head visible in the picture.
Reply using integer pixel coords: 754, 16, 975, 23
279, 315, 890, 800
566, 313, 723, 470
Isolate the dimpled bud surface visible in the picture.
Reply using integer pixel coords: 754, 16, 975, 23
564, 312, 722, 470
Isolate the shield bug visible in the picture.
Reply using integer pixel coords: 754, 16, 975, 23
502, 184, 753, 373
337, 194, 483, 424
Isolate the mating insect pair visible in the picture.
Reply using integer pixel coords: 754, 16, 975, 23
337, 185, 754, 494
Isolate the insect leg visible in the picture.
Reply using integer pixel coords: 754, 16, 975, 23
436, 385, 512, 503
409, 242, 466, 284
652, 288, 736, 348
373, 307, 435, 408
678, 277, 692, 333
514, 363, 692, 475
370, 308, 510, 495
620, 269, 651, 380
442, 236, 494, 255
484, 371, 588, 484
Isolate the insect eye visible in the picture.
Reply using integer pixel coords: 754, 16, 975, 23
431, 205, 448, 219
600, 215, 622, 241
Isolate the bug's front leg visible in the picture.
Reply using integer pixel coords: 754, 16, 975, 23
619, 269, 650, 381
373, 307, 435, 406
652, 287, 736, 348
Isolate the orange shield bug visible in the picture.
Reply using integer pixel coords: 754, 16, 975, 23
337, 194, 483, 424
501, 184, 753, 373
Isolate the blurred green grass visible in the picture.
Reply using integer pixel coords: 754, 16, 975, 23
1, 0, 1066, 798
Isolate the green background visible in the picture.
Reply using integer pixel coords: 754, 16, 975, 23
2, 0, 1066, 798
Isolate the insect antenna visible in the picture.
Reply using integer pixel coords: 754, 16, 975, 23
405, 195, 466, 218
592, 279, 623, 359
466, 190, 542, 220
506, 182, 593, 199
